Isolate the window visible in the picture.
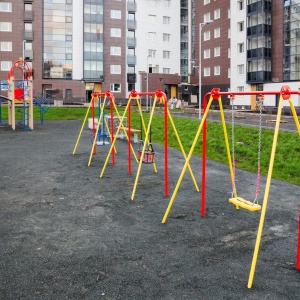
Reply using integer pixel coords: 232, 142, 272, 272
149, 0, 156, 6
0, 22, 12, 31
228, 9, 231, 18
238, 43, 244, 54
237, 86, 244, 92
24, 23, 32, 31
214, 28, 220, 38
163, 51, 170, 59
148, 15, 156, 23
228, 68, 231, 78
1, 61, 12, 71
0, 41, 12, 51
148, 49, 156, 58
24, 3, 32, 11
148, 32, 156, 41
110, 65, 121, 74
228, 28, 231, 38
237, 64, 244, 75
66, 16, 72, 23
214, 65, 220, 75
204, 49, 210, 58
204, 67, 210, 76
110, 83, 121, 92
163, 16, 170, 25
111, 9, 121, 19
0, 2, 12, 12
163, 33, 170, 42
204, 30, 210, 41
228, 48, 231, 58
110, 46, 121, 55
163, 68, 170, 74
238, 21, 244, 32
238, 0, 244, 10
214, 46, 220, 57
163, 0, 170, 7
66, 35, 72, 41
204, 13, 211, 22
111, 28, 121, 37
214, 9, 220, 19
204, 0, 210, 5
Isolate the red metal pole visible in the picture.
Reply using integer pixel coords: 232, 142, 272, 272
297, 206, 300, 269
201, 93, 208, 217
164, 94, 168, 196
128, 100, 132, 175
110, 95, 115, 165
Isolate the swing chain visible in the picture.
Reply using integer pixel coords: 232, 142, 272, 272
254, 95, 263, 203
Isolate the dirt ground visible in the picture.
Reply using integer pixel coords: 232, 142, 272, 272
0, 120, 299, 300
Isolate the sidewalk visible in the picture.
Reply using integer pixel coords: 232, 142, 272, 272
0, 120, 299, 299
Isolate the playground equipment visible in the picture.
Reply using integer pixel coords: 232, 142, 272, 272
72, 91, 138, 167
99, 89, 200, 201
228, 94, 263, 212
0, 80, 11, 126
161, 85, 300, 288
7, 57, 34, 130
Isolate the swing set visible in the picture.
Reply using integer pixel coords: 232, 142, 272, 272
99, 89, 200, 201
72, 91, 138, 166
161, 85, 300, 288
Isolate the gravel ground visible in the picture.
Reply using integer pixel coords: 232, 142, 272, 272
0, 120, 299, 300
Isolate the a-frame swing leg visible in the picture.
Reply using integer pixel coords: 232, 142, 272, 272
247, 95, 283, 288
131, 96, 159, 201
161, 95, 215, 223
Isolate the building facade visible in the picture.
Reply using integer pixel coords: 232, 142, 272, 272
1, 0, 300, 107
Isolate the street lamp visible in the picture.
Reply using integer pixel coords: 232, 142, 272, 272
146, 55, 151, 111
194, 20, 214, 119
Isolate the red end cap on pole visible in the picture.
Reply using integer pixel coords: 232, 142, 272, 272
281, 85, 291, 100
130, 90, 138, 98
211, 88, 220, 100
156, 89, 164, 98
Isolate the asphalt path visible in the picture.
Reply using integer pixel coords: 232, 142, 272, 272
0, 120, 299, 299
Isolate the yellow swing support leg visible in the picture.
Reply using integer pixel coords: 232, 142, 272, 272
72, 96, 94, 155
131, 96, 158, 200
247, 95, 283, 288
161, 95, 215, 223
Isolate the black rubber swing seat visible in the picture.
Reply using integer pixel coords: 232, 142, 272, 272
229, 197, 261, 212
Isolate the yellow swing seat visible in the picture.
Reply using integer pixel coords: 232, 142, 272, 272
229, 197, 261, 212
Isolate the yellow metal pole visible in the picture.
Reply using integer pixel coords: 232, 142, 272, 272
167, 108, 199, 192
161, 95, 214, 223
136, 96, 158, 173
131, 96, 158, 200
112, 100, 138, 163
289, 98, 300, 135
219, 98, 237, 199
72, 97, 93, 155
247, 96, 283, 288
100, 98, 131, 178
87, 96, 106, 166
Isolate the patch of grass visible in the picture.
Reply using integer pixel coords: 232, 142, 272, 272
1, 106, 300, 185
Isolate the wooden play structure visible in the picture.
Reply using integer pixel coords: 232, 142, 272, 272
99, 89, 200, 201
161, 85, 300, 288
7, 57, 34, 130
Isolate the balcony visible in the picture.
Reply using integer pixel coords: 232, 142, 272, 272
247, 0, 271, 15
24, 49, 33, 60
247, 24, 271, 37
127, 54, 136, 65
24, 30, 33, 40
127, 19, 136, 30
247, 47, 271, 60
127, 1, 136, 12
127, 73, 136, 83
24, 11, 34, 21
127, 37, 136, 47
247, 71, 272, 83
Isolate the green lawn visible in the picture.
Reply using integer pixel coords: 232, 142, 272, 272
1, 105, 300, 186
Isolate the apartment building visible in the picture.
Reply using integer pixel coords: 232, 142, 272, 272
1, 1, 300, 107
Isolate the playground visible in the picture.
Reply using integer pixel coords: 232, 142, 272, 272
1, 114, 300, 299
